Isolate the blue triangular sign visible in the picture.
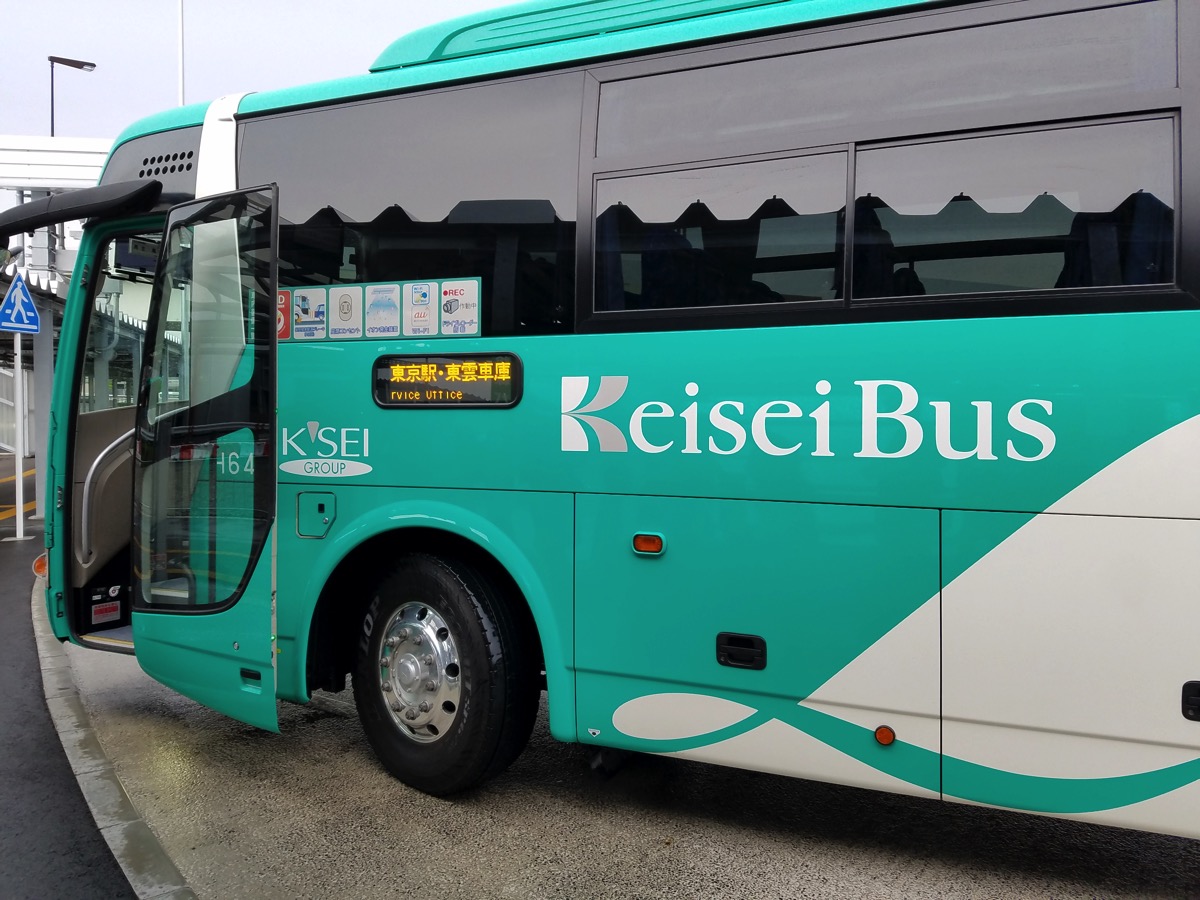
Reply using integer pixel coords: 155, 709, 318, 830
0, 273, 41, 334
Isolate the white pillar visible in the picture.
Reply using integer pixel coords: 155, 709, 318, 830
32, 296, 54, 520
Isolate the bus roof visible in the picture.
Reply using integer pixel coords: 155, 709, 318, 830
368, 0, 944, 71
113, 0, 949, 148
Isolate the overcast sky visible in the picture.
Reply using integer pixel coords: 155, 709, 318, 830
9, 0, 516, 140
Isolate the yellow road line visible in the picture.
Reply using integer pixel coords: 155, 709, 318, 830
0, 468, 36, 484
0, 500, 38, 521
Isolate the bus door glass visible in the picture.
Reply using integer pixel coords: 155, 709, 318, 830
132, 187, 278, 731
53, 224, 160, 650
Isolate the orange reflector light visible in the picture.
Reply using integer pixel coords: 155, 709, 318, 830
32, 552, 48, 579
632, 533, 664, 555
874, 725, 896, 746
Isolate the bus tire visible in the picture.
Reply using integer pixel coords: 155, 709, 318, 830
352, 552, 538, 795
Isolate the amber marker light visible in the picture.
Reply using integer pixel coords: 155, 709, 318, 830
632, 533, 665, 555
874, 725, 897, 746
32, 552, 48, 579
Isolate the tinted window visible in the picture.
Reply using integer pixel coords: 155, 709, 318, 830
597, 2, 1175, 161
276, 202, 575, 336
595, 153, 847, 311
853, 120, 1175, 299
239, 74, 583, 336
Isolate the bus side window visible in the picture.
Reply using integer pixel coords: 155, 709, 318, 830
852, 119, 1176, 301
595, 152, 848, 312
278, 204, 575, 336
1055, 192, 1174, 289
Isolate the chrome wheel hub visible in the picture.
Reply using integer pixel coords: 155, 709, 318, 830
378, 602, 461, 743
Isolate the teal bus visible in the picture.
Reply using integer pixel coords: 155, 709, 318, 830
6, 0, 1200, 840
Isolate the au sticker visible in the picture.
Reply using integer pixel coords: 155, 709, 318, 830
404, 283, 437, 336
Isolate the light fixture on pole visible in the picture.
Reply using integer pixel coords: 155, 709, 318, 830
48, 55, 97, 137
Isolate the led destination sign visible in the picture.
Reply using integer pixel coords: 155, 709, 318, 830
374, 354, 523, 408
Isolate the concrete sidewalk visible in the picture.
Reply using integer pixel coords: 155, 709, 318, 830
29, 582, 196, 900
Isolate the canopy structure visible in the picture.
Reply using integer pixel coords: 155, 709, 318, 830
0, 134, 111, 364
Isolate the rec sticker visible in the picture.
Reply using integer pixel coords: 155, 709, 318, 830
440, 280, 480, 336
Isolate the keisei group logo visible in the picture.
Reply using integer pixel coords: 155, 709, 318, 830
561, 376, 1057, 461
279, 421, 374, 477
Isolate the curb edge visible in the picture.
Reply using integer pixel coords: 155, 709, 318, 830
31, 579, 199, 900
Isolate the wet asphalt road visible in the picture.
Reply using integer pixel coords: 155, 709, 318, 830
0, 512, 135, 899
0, 455, 37, 530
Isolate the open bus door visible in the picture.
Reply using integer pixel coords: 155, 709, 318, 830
0, 182, 162, 653
131, 187, 278, 731
0, 183, 279, 732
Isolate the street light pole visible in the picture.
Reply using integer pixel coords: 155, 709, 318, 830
179, 0, 186, 105
47, 55, 97, 137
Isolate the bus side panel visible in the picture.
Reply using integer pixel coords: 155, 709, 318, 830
575, 493, 941, 798
133, 531, 278, 732
274, 485, 577, 740
943, 509, 1200, 839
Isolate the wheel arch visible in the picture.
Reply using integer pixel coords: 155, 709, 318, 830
294, 502, 576, 742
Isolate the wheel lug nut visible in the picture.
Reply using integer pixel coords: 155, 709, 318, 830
425, 680, 437, 691
412, 635, 422, 646
422, 655, 434, 666
418, 701, 431, 712
405, 709, 418, 720
390, 701, 402, 712
386, 636, 400, 648
380, 657, 390, 668
381, 681, 392, 692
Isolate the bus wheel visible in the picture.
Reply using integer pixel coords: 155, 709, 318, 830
352, 553, 537, 795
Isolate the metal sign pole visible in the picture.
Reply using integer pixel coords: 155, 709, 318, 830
10, 332, 28, 541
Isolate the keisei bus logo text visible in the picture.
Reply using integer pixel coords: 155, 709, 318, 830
561, 376, 1056, 461
280, 421, 373, 477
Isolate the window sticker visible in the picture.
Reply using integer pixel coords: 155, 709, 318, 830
276, 290, 291, 340
440, 280, 480, 336
329, 286, 363, 339
404, 282, 438, 336
293, 287, 327, 340
281, 278, 482, 341
366, 283, 401, 337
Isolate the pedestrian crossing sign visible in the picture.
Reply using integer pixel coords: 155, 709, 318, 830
0, 273, 40, 334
